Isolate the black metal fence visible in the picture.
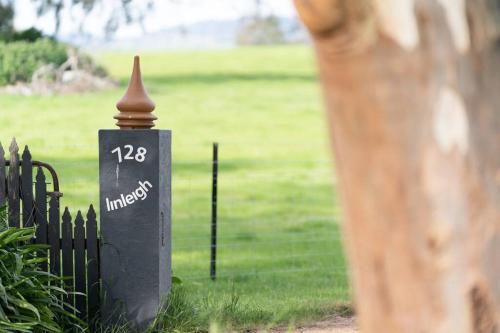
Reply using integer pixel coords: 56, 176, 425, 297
0, 138, 100, 324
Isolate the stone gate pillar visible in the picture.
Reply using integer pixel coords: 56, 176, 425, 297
99, 56, 171, 330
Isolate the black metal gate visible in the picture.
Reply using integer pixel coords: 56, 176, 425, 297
0, 138, 100, 324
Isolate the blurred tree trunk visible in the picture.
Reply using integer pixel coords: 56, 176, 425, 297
294, 0, 500, 332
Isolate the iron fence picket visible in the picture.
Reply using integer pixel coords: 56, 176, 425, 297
48, 196, 61, 277
62, 208, 74, 313
21, 146, 34, 227
8, 139, 20, 228
86, 205, 99, 323
35, 167, 48, 271
74, 210, 87, 320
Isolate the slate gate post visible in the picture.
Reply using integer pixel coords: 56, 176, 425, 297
99, 56, 171, 330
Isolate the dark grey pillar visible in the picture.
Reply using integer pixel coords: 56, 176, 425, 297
99, 129, 171, 329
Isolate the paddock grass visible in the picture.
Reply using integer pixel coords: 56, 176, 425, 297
0, 45, 350, 331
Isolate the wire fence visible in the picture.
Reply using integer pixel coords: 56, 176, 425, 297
1, 139, 350, 300
169, 144, 348, 299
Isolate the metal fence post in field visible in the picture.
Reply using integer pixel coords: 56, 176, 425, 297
0, 143, 5, 208
210, 142, 218, 280
99, 56, 172, 329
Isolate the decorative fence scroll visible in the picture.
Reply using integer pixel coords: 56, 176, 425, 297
0, 138, 100, 325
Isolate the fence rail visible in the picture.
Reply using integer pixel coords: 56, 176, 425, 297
0, 138, 100, 324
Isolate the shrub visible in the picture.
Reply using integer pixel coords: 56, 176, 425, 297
0, 38, 67, 85
0, 205, 85, 332
11, 28, 45, 43
76, 52, 108, 78
0, 27, 45, 43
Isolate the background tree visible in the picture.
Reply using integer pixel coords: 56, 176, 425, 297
236, 0, 285, 46
2, 0, 291, 41
34, 0, 155, 38
236, 15, 285, 46
0, 0, 154, 38
294, 0, 499, 332
0, 0, 14, 39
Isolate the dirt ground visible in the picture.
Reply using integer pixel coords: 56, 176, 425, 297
271, 316, 358, 333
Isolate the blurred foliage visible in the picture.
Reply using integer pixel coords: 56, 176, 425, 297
0, 0, 152, 38
0, 0, 14, 39
10, 27, 45, 42
0, 27, 46, 43
0, 38, 67, 85
0, 0, 45, 42
236, 16, 285, 46
76, 52, 108, 78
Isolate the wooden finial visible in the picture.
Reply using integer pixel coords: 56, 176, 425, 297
115, 56, 157, 129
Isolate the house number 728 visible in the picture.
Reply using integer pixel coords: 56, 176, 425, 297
111, 145, 147, 163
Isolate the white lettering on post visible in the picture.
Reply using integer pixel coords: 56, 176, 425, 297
111, 145, 147, 163
105, 180, 153, 212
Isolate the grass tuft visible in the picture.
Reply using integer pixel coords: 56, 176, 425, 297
150, 285, 202, 333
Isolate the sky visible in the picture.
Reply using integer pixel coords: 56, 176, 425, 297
14, 0, 297, 39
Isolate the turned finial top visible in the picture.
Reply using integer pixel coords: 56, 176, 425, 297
114, 56, 157, 129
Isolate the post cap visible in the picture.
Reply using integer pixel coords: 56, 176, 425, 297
115, 56, 157, 129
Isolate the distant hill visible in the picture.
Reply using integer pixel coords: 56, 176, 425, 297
64, 17, 309, 51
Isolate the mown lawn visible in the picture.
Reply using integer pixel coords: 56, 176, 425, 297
0, 45, 350, 331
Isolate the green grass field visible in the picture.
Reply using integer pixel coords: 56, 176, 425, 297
1, 45, 350, 331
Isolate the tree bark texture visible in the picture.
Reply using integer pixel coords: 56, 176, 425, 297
294, 0, 500, 332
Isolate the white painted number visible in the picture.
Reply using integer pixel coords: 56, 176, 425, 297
124, 145, 134, 160
111, 145, 147, 163
136, 147, 147, 162
111, 147, 122, 163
